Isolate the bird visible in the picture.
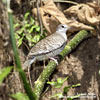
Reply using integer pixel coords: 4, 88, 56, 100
22, 24, 70, 70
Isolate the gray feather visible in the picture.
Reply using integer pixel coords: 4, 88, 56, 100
28, 33, 67, 57
22, 58, 36, 70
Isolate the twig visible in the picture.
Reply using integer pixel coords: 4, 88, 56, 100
55, 0, 78, 5
22, 41, 30, 51
36, 0, 43, 36
33, 30, 90, 100
42, 0, 78, 5
28, 67, 33, 89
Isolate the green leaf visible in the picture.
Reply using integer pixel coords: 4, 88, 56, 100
16, 27, 24, 35
36, 26, 40, 32
64, 86, 71, 93
55, 77, 68, 88
47, 77, 69, 88
54, 78, 63, 88
57, 78, 62, 83
24, 12, 30, 20
18, 37, 23, 47
67, 94, 80, 100
50, 93, 63, 99
57, 77, 68, 84
30, 43, 35, 47
26, 34, 32, 41
10, 92, 29, 100
24, 23, 30, 28
14, 23, 20, 28
15, 34, 20, 39
62, 77, 68, 83
31, 35, 40, 43
22, 33, 25, 37
30, 17, 35, 25
47, 81, 57, 86
0, 67, 13, 85
64, 84, 81, 94
72, 83, 81, 88
29, 26, 36, 34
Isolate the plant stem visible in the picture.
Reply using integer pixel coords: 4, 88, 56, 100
7, 1, 36, 100
33, 30, 89, 100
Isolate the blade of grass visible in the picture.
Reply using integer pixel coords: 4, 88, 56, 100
0, 67, 13, 85
7, 0, 36, 100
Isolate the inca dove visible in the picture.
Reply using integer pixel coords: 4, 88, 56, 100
23, 24, 70, 69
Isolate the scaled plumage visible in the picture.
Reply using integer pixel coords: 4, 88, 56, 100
23, 24, 70, 69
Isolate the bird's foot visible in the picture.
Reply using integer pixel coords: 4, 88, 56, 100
50, 57, 58, 65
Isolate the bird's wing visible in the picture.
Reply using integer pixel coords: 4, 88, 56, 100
27, 33, 66, 59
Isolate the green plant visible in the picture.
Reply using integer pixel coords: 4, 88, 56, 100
0, 67, 13, 85
14, 12, 46, 47
7, 0, 36, 99
10, 92, 29, 100
47, 77, 68, 88
47, 77, 81, 100
64, 83, 81, 94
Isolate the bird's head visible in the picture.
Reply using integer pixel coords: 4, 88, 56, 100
56, 24, 71, 33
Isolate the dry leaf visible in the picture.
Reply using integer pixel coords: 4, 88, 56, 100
32, 0, 100, 35
64, 2, 100, 29
32, 0, 70, 34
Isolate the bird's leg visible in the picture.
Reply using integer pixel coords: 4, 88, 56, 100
43, 60, 46, 68
27, 62, 36, 90
28, 66, 33, 89
45, 55, 59, 65
49, 57, 58, 65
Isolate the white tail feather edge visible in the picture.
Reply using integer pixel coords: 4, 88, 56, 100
22, 58, 36, 70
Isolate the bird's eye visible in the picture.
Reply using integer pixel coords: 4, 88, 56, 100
62, 25, 64, 28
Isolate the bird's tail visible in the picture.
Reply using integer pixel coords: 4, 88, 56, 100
22, 58, 36, 70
